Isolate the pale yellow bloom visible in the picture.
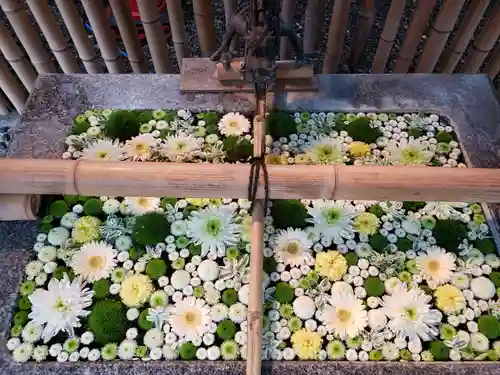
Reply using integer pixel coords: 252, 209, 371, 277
71, 216, 101, 244
435, 284, 465, 315
348, 141, 371, 158
354, 212, 380, 235
315, 251, 348, 281
120, 274, 153, 307
291, 329, 322, 360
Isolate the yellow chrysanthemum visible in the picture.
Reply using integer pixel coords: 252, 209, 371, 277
71, 216, 101, 244
294, 154, 311, 165
186, 198, 210, 207
265, 154, 287, 165
240, 216, 252, 243
354, 212, 380, 235
435, 284, 466, 315
348, 141, 371, 158
291, 329, 322, 359
120, 274, 154, 307
315, 251, 348, 281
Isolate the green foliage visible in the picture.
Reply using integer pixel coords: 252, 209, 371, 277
344, 252, 359, 266
263, 257, 277, 274
103, 110, 140, 142
161, 197, 177, 209
223, 136, 253, 162
490, 272, 500, 288
83, 198, 103, 216
88, 300, 128, 345
222, 289, 238, 306
137, 111, 154, 123
408, 127, 424, 138
346, 117, 381, 144
217, 319, 236, 340
138, 309, 154, 331
274, 282, 294, 303
368, 204, 385, 218
39, 223, 53, 234
18, 296, 32, 310
364, 276, 385, 297
201, 112, 219, 126
64, 195, 79, 205
475, 238, 496, 255
429, 340, 450, 361
132, 212, 170, 246
397, 238, 413, 251
478, 315, 500, 339
72, 115, 90, 135
369, 234, 390, 252
433, 220, 468, 253
53, 266, 69, 280
145, 259, 167, 280
50, 200, 69, 218
402, 201, 426, 212
265, 111, 297, 138
129, 247, 145, 261
189, 244, 202, 256
270, 200, 308, 229
179, 342, 197, 360
92, 279, 110, 299
436, 131, 454, 143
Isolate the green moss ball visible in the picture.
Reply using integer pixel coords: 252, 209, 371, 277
346, 117, 381, 144
179, 342, 197, 360
402, 201, 426, 212
270, 200, 308, 229
364, 276, 385, 297
478, 315, 500, 339
217, 319, 236, 340
344, 252, 359, 266
490, 272, 500, 288
13, 311, 29, 326
475, 238, 496, 255
50, 200, 69, 218
145, 259, 167, 280
223, 136, 253, 162
129, 247, 145, 261
397, 238, 413, 251
63, 195, 79, 205
132, 212, 170, 246
435, 131, 454, 143
408, 127, 424, 138
433, 220, 468, 253
274, 282, 294, 304
222, 288, 238, 306
83, 198, 103, 216
263, 257, 277, 274
368, 204, 385, 218
18, 296, 32, 310
137, 111, 154, 123
92, 279, 110, 299
369, 234, 390, 252
103, 110, 141, 142
88, 300, 128, 345
53, 266, 69, 280
429, 340, 450, 360
265, 111, 297, 138
138, 309, 154, 331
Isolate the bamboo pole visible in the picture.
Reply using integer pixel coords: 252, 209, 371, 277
136, 0, 174, 73
371, 0, 406, 73
2, 159, 500, 202
350, 0, 375, 71
0, 21, 37, 91
484, 42, 500, 79
0, 55, 27, 113
166, 0, 191, 66
80, 0, 124, 73
461, 3, 500, 74
0, 91, 11, 115
415, 0, 465, 73
26, 0, 80, 73
394, 0, 437, 73
323, 0, 351, 73
0, 194, 40, 220
193, 0, 217, 57
109, 0, 147, 73
437, 0, 490, 73
223, 0, 239, 52
54, 0, 104, 74
0, 0, 56, 74
279, 0, 296, 60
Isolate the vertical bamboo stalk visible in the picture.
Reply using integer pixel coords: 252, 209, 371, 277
54, 0, 104, 74
350, 0, 375, 71
26, 0, 80, 73
108, 0, 147, 73
371, 0, 406, 73
461, 4, 500, 73
223, 0, 239, 51
394, 0, 437, 73
193, 0, 217, 57
303, 0, 327, 54
0, 55, 27, 113
0, 0, 56, 74
437, 0, 489, 73
0, 91, 11, 115
136, 0, 174, 73
0, 22, 37, 91
280, 0, 296, 60
415, 0, 465, 73
323, 0, 351, 73
484, 42, 500, 79
80, 0, 124, 74
166, 0, 191, 66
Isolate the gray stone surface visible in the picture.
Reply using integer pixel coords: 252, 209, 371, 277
2, 73, 500, 374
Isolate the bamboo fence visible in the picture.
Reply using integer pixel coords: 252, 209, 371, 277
0, 54, 26, 112
350, 0, 375, 70
0, 91, 10, 115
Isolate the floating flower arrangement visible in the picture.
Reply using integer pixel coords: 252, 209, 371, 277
7, 110, 500, 363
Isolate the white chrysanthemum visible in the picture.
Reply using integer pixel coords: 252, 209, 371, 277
144, 328, 165, 349
71, 241, 117, 282
304, 136, 345, 164
81, 139, 123, 161
161, 133, 203, 162
218, 112, 251, 136
124, 133, 157, 161
323, 291, 367, 339
293, 295, 316, 320
416, 246, 455, 288
307, 200, 356, 244
28, 274, 93, 342
273, 228, 312, 267
186, 205, 240, 257
367, 309, 387, 331
381, 284, 442, 348
118, 339, 136, 359
168, 297, 211, 341
22, 322, 43, 343
13, 343, 33, 363
386, 138, 434, 165
471, 277, 495, 300
124, 197, 160, 215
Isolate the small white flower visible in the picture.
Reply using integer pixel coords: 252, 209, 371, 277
382, 342, 400, 360
38, 246, 57, 263
87, 348, 100, 361
57, 351, 69, 362
82, 139, 123, 161
118, 339, 136, 359
71, 241, 117, 282
346, 348, 358, 361
79, 347, 89, 359
47, 227, 70, 246
35, 272, 48, 285
471, 276, 495, 299
218, 112, 251, 136
32, 345, 49, 362
109, 283, 121, 295
150, 347, 163, 360
293, 295, 316, 320
103, 199, 120, 214
68, 351, 79, 362
126, 327, 138, 340
171, 270, 191, 290
367, 309, 387, 331
7, 337, 21, 351
207, 346, 221, 360
229, 302, 247, 323
162, 344, 179, 360
470, 332, 489, 352
22, 322, 43, 343
198, 260, 219, 282
126, 308, 140, 321
13, 343, 33, 362
80, 331, 94, 345
211, 303, 229, 322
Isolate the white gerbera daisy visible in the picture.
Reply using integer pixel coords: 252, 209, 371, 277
304, 136, 345, 164
416, 246, 456, 288
381, 284, 441, 349
273, 228, 312, 267
323, 291, 368, 339
161, 133, 203, 162
307, 200, 356, 244
28, 274, 93, 342
386, 138, 434, 165
124, 133, 157, 161
186, 205, 240, 257
124, 197, 160, 215
71, 241, 117, 282
81, 139, 123, 161
168, 297, 211, 341
218, 112, 251, 136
